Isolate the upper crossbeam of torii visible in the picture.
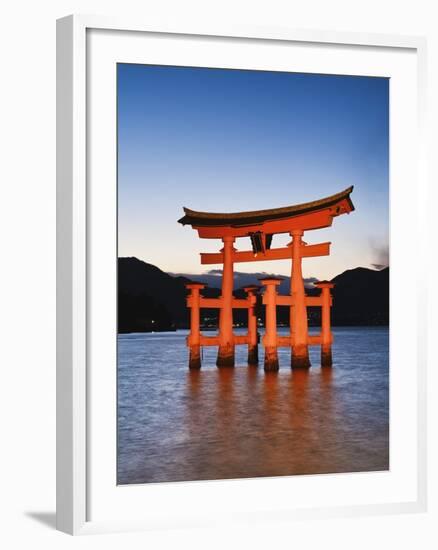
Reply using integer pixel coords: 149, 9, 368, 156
178, 186, 354, 371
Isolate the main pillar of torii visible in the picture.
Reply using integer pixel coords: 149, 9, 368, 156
289, 229, 311, 368
178, 186, 354, 368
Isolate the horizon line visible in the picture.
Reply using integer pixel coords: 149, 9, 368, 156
118, 255, 390, 279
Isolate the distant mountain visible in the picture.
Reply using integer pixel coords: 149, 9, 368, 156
118, 257, 190, 333
118, 257, 389, 333
331, 266, 389, 325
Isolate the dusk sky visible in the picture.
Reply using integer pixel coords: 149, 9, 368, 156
118, 64, 389, 280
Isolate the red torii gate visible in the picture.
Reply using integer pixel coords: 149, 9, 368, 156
178, 186, 354, 371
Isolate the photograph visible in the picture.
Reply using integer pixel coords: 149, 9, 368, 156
116, 63, 389, 485
0, 0, 431, 544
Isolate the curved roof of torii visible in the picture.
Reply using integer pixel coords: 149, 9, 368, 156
178, 186, 354, 228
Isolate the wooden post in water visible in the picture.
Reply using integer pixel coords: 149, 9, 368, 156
289, 230, 311, 368
217, 236, 235, 367
186, 282, 205, 369
261, 277, 282, 372
315, 281, 334, 367
244, 285, 259, 365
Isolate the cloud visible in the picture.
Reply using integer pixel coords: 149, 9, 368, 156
170, 269, 318, 292
370, 243, 389, 270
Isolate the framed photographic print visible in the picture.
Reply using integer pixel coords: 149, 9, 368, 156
57, 15, 427, 535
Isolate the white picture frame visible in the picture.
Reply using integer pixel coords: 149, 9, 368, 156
56, 14, 428, 535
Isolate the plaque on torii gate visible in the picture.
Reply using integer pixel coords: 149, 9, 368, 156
178, 186, 354, 371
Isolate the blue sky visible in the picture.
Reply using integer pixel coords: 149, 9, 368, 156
118, 64, 389, 280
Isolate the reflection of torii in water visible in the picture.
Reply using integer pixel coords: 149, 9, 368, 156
178, 186, 355, 371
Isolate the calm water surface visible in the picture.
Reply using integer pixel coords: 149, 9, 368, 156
118, 327, 389, 484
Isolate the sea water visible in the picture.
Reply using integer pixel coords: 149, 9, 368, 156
117, 327, 389, 484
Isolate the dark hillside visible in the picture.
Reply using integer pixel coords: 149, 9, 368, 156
118, 257, 389, 332
331, 267, 389, 325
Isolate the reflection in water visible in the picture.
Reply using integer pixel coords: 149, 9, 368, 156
118, 327, 389, 484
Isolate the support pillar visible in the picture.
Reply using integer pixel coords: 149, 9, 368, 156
185, 282, 205, 369
217, 236, 235, 367
315, 281, 334, 367
289, 230, 311, 368
244, 285, 259, 365
260, 277, 281, 372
